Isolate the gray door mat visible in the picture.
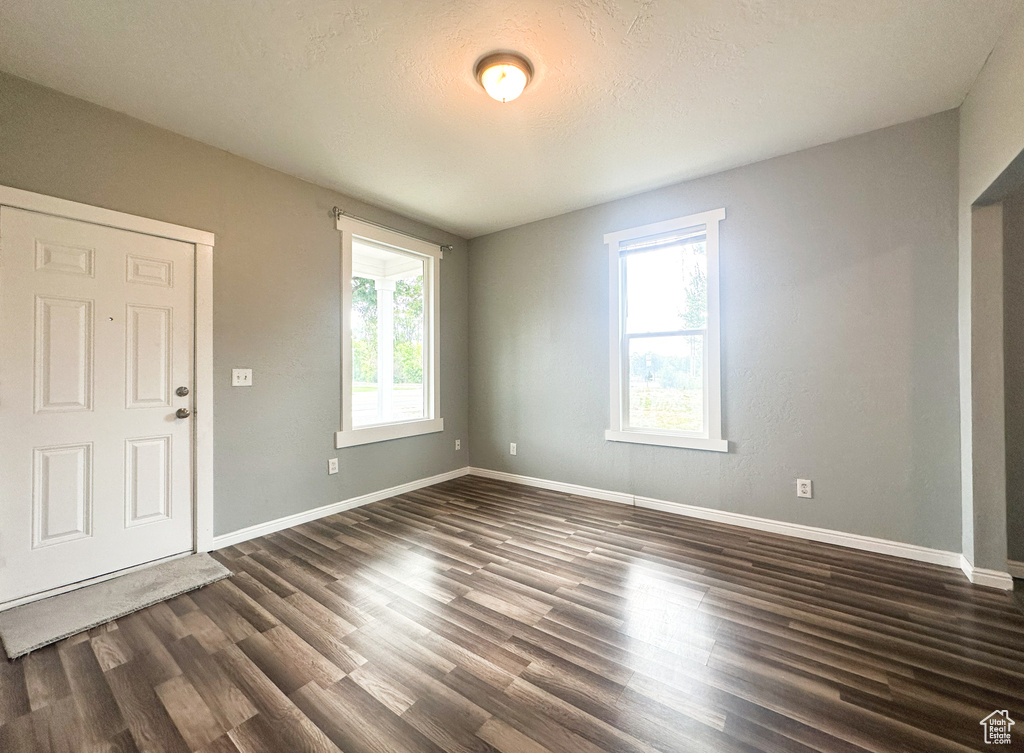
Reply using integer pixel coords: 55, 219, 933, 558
0, 553, 231, 658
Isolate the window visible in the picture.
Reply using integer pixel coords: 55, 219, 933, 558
336, 217, 442, 448
604, 208, 727, 452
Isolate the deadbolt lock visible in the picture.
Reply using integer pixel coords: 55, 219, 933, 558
176, 386, 190, 397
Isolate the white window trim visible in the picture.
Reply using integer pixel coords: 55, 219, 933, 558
604, 207, 728, 453
335, 216, 443, 449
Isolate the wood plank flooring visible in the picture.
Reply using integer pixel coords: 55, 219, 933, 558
1, 475, 1023, 752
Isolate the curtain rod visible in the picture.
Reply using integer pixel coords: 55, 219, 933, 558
332, 206, 454, 253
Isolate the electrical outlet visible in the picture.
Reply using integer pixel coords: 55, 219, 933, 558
797, 479, 813, 498
510, 442, 517, 456
328, 458, 339, 475
455, 439, 461, 450
231, 368, 253, 387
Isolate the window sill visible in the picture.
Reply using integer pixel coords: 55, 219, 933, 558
604, 429, 728, 453
336, 418, 444, 449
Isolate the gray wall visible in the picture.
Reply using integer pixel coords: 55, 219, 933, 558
469, 111, 962, 552
1005, 187, 1024, 563
958, 4, 1024, 570
960, 6, 1024, 209
0, 71, 469, 536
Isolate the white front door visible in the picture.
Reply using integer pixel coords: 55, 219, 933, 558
0, 207, 195, 604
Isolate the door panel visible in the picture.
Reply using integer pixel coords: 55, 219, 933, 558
0, 207, 195, 604
35, 241, 94, 277
35, 296, 94, 413
126, 304, 172, 408
126, 255, 173, 287
32, 443, 92, 547
125, 435, 171, 526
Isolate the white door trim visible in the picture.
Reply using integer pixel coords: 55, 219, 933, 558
194, 241, 214, 551
0, 185, 214, 246
0, 184, 216, 559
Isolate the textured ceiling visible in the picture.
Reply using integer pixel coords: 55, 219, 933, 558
0, 0, 1019, 238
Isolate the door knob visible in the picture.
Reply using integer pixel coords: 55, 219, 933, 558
176, 386, 189, 397
176, 408, 191, 419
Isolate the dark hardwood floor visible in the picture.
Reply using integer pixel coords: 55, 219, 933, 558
2, 475, 1023, 752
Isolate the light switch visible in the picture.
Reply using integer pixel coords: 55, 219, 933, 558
232, 368, 253, 387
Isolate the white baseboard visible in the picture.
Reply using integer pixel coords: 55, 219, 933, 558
960, 555, 1015, 590
1008, 560, 1024, 580
467, 467, 1018, 589
635, 494, 962, 569
468, 467, 635, 506
211, 463, 1016, 592
212, 466, 471, 549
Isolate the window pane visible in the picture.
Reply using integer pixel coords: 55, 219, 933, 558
352, 239, 426, 426
351, 275, 379, 427
628, 335, 704, 433
391, 274, 425, 421
625, 241, 707, 334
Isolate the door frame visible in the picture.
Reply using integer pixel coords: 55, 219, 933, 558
0, 185, 216, 589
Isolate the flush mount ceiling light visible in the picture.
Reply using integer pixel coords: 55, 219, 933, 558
475, 52, 533, 103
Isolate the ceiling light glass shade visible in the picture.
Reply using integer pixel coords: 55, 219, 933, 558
475, 53, 533, 103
